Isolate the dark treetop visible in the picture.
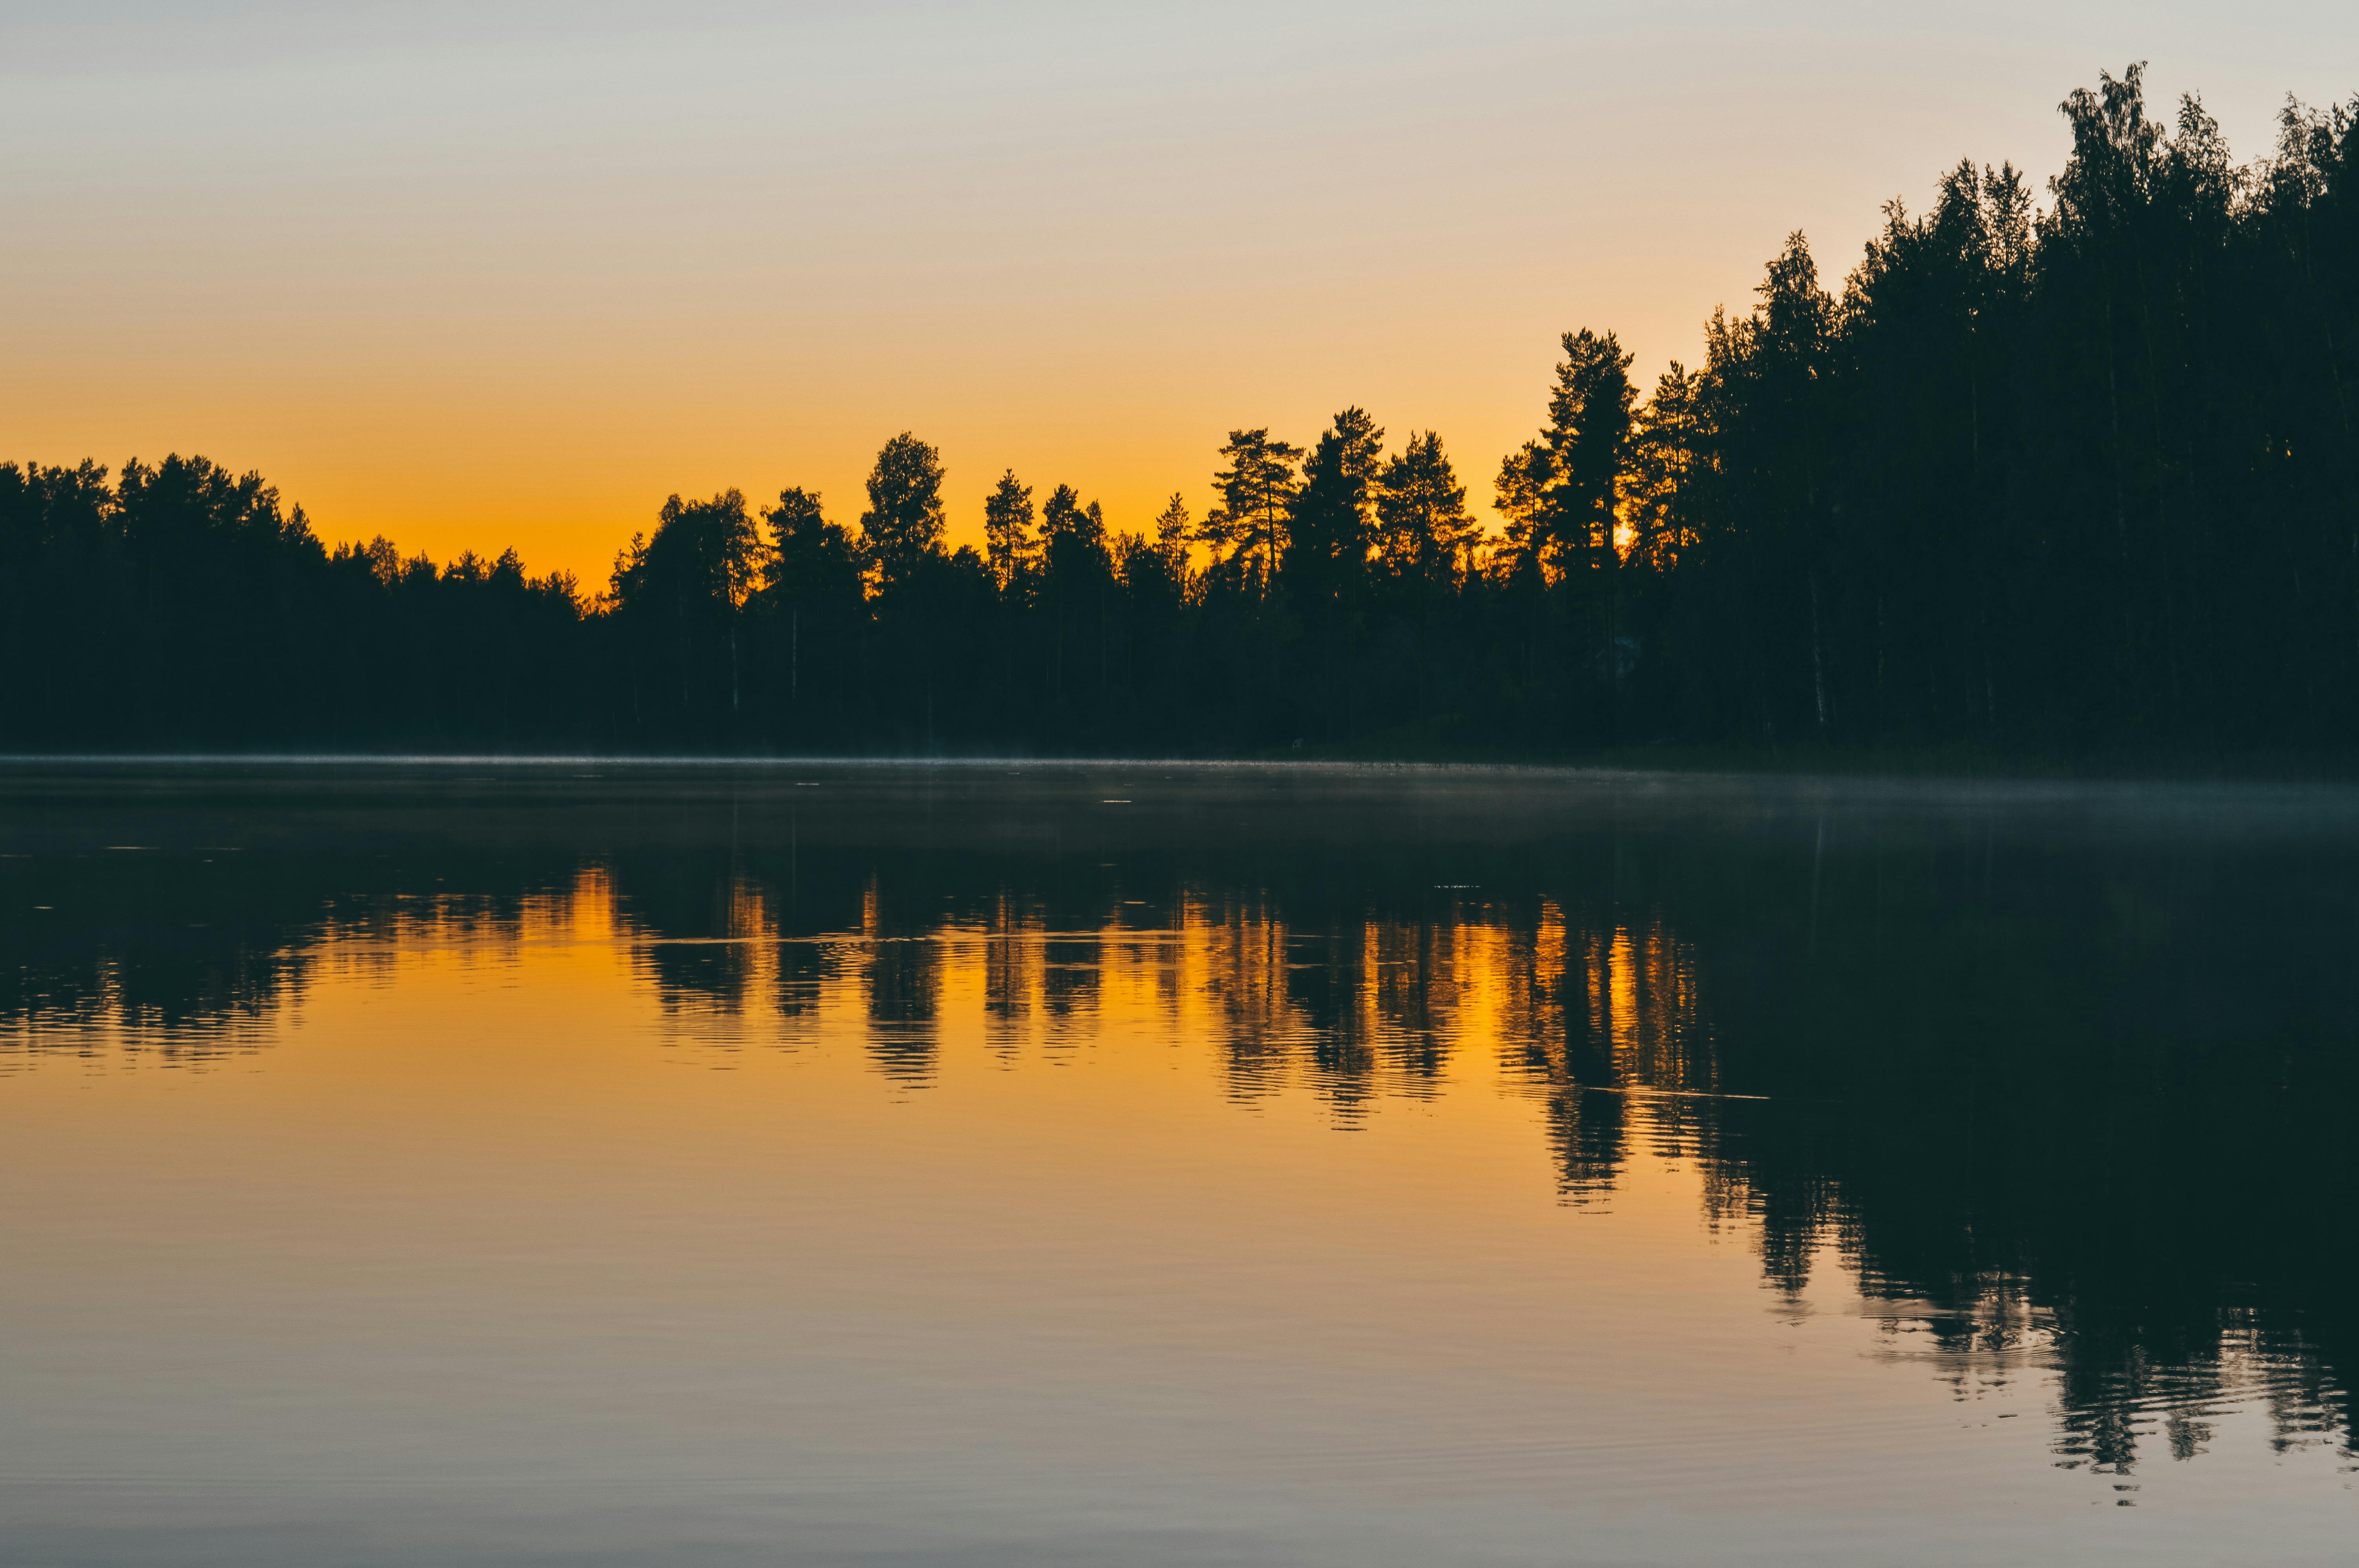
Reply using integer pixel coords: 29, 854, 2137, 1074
5, 66, 2355, 760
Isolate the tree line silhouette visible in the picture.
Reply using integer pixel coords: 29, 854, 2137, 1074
4, 65, 2354, 757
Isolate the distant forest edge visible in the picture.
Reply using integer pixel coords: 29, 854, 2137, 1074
6, 67, 2356, 760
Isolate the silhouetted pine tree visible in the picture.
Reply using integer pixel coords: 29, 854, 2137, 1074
7, 66, 2353, 759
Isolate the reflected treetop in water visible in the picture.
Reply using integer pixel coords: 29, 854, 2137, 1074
3, 762, 2354, 1478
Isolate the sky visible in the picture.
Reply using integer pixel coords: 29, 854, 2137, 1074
4, 1, 2353, 587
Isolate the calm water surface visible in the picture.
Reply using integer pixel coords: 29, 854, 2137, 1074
3, 762, 2355, 1565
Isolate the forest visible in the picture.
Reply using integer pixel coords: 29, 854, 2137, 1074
3, 66, 2355, 760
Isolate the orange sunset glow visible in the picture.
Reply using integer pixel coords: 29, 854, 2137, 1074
7, 4, 2348, 586
11, 2, 2359, 1560
8, 760, 2359, 1563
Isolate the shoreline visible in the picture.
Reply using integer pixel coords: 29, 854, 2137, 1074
3, 743, 2357, 789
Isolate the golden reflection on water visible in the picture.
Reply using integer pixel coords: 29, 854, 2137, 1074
4, 806, 2356, 1563
581, 869, 1739, 1196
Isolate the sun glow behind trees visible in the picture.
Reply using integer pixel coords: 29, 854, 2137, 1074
10, 5, 2355, 589
1, 67, 2355, 755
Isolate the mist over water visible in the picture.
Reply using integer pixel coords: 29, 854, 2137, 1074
4, 762, 2355, 1565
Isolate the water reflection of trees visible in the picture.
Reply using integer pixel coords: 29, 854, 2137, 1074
0, 848, 581, 1067
1676, 833, 2359, 1479
547, 837, 2359, 1477
607, 842, 2357, 1487
6, 830, 2353, 1474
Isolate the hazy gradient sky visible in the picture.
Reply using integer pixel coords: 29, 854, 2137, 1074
5, 2, 2352, 584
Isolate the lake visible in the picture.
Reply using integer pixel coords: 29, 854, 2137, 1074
2, 761, 2354, 1565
